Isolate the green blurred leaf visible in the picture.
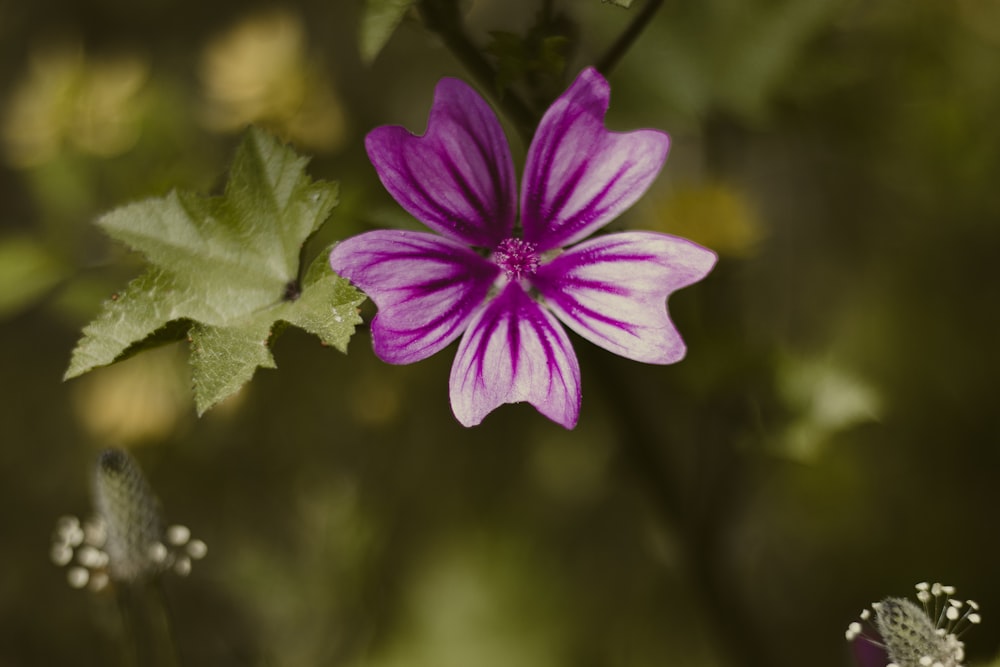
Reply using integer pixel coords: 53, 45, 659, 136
489, 31, 569, 81
604, 0, 634, 7
65, 127, 364, 414
0, 236, 67, 317
359, 0, 416, 64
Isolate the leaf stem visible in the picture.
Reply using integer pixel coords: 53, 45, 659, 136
595, 0, 665, 76
417, 0, 538, 145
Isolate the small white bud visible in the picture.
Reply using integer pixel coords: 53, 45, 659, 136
83, 518, 107, 547
56, 516, 84, 547
186, 539, 207, 559
50, 544, 73, 567
77, 545, 106, 569
148, 542, 168, 564
174, 556, 192, 576
167, 525, 190, 546
67, 567, 90, 589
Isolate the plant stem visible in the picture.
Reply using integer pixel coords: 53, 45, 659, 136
151, 579, 184, 667
595, 0, 665, 76
115, 579, 184, 667
588, 353, 773, 667
417, 0, 538, 145
115, 586, 140, 667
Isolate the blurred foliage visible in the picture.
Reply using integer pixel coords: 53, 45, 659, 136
2, 0, 1000, 666
485, 6, 575, 107
359, 0, 417, 65
0, 233, 67, 316
1, 42, 148, 167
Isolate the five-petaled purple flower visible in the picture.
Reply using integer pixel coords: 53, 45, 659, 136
330, 68, 716, 428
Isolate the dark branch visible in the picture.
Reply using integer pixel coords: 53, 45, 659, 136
595, 0, 665, 76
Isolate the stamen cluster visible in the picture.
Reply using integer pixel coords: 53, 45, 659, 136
493, 237, 539, 281
846, 582, 981, 667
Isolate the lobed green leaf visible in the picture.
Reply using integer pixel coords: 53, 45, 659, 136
65, 128, 364, 414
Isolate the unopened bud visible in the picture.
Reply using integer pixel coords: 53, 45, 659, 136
92, 449, 164, 582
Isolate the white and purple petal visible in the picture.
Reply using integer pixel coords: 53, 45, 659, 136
329, 230, 500, 364
450, 283, 581, 428
365, 78, 517, 248
520, 68, 669, 251
531, 231, 716, 364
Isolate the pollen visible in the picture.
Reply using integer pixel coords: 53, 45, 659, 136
493, 237, 539, 281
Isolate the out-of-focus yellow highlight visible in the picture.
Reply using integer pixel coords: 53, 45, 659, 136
650, 183, 763, 258
199, 10, 347, 152
2, 43, 148, 167
72, 344, 192, 446
958, 0, 1000, 45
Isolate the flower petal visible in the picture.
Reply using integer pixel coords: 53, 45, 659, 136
330, 230, 499, 364
520, 68, 670, 251
531, 231, 716, 364
366, 78, 517, 248
450, 283, 581, 428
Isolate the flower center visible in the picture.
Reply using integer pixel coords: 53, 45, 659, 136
493, 237, 539, 281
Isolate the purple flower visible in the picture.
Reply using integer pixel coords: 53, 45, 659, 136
330, 68, 716, 428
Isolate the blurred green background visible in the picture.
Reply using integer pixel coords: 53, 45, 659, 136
2, 0, 1000, 665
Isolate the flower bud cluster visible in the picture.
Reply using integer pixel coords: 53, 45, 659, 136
50, 449, 207, 591
846, 582, 981, 667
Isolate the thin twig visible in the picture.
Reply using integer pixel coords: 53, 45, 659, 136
595, 0, 665, 76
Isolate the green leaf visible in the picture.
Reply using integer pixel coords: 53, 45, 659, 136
359, 0, 416, 65
604, 0, 634, 7
485, 11, 572, 104
66, 128, 364, 414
